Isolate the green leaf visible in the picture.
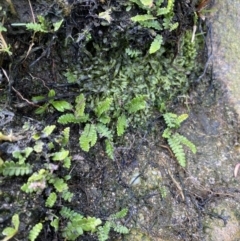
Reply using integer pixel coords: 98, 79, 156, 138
149, 34, 163, 54
117, 114, 127, 136
42, 125, 56, 136
2, 214, 19, 241
94, 98, 112, 117
45, 192, 57, 207
79, 124, 97, 152
48, 89, 56, 98
79, 217, 102, 232
131, 14, 156, 22
126, 95, 146, 113
140, 0, 153, 6
52, 100, 72, 112
75, 94, 86, 117
28, 223, 43, 241
53, 19, 64, 31
33, 141, 44, 153
50, 218, 59, 232
96, 123, 112, 139
105, 139, 114, 159
52, 150, 69, 161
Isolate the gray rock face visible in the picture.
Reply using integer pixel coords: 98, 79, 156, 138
210, 0, 240, 117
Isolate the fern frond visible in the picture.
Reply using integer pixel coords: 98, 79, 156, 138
60, 207, 83, 220
125, 48, 142, 58
112, 223, 129, 234
139, 20, 162, 30
149, 34, 163, 54
176, 113, 188, 125
97, 123, 113, 139
163, 112, 178, 128
49, 177, 68, 192
58, 113, 89, 124
111, 208, 128, 219
61, 190, 74, 202
52, 100, 72, 112
79, 124, 97, 152
62, 127, 70, 145
105, 139, 114, 160
117, 114, 127, 136
45, 192, 57, 208
168, 134, 186, 167
28, 223, 43, 241
126, 95, 146, 113
176, 133, 197, 154
131, 14, 156, 22
94, 98, 112, 117
97, 221, 111, 241
1, 161, 32, 176
75, 94, 86, 117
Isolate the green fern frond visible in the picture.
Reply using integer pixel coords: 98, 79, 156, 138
42, 125, 56, 136
97, 221, 111, 241
131, 14, 156, 22
125, 48, 142, 58
75, 94, 86, 117
139, 20, 162, 30
49, 177, 68, 192
63, 156, 71, 169
168, 134, 186, 167
105, 139, 114, 159
79, 124, 97, 152
61, 127, 70, 145
94, 98, 113, 117
45, 192, 57, 208
117, 114, 127, 136
126, 95, 146, 113
61, 190, 74, 202
28, 223, 43, 241
1, 161, 32, 176
60, 207, 83, 220
163, 112, 178, 128
51, 100, 72, 112
176, 133, 197, 154
97, 123, 113, 139
58, 113, 89, 124
149, 34, 163, 54
157, 0, 174, 15
111, 208, 128, 219
112, 223, 129, 234
50, 218, 59, 232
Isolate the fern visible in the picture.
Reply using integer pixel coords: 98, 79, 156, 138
97, 123, 113, 139
126, 95, 146, 113
49, 177, 68, 192
111, 208, 128, 219
58, 113, 89, 124
61, 127, 70, 146
139, 20, 162, 30
1, 214, 19, 241
117, 114, 127, 136
50, 218, 59, 232
162, 113, 196, 167
79, 124, 97, 152
125, 48, 142, 58
105, 139, 114, 160
75, 94, 86, 117
1, 161, 32, 176
45, 192, 57, 208
168, 134, 186, 167
94, 98, 112, 117
97, 221, 111, 241
157, 0, 174, 15
60, 207, 83, 220
61, 190, 74, 202
131, 14, 156, 22
28, 223, 43, 241
149, 34, 163, 54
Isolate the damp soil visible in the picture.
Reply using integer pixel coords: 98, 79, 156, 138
1, 0, 240, 241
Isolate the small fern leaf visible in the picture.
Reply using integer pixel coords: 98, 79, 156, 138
28, 223, 43, 241
94, 98, 112, 117
168, 134, 186, 167
50, 178, 68, 192
105, 139, 114, 160
42, 125, 56, 136
97, 221, 111, 241
111, 208, 128, 219
97, 123, 112, 139
61, 190, 74, 202
62, 127, 70, 145
2, 161, 32, 176
163, 112, 178, 128
131, 14, 156, 22
75, 94, 86, 117
177, 134, 197, 154
112, 224, 129, 234
45, 192, 57, 208
117, 114, 127, 136
176, 114, 188, 125
140, 0, 153, 7
52, 100, 72, 112
149, 34, 163, 54
126, 95, 146, 113
79, 124, 97, 152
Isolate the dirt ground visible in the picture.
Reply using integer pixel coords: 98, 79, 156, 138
0, 0, 240, 241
